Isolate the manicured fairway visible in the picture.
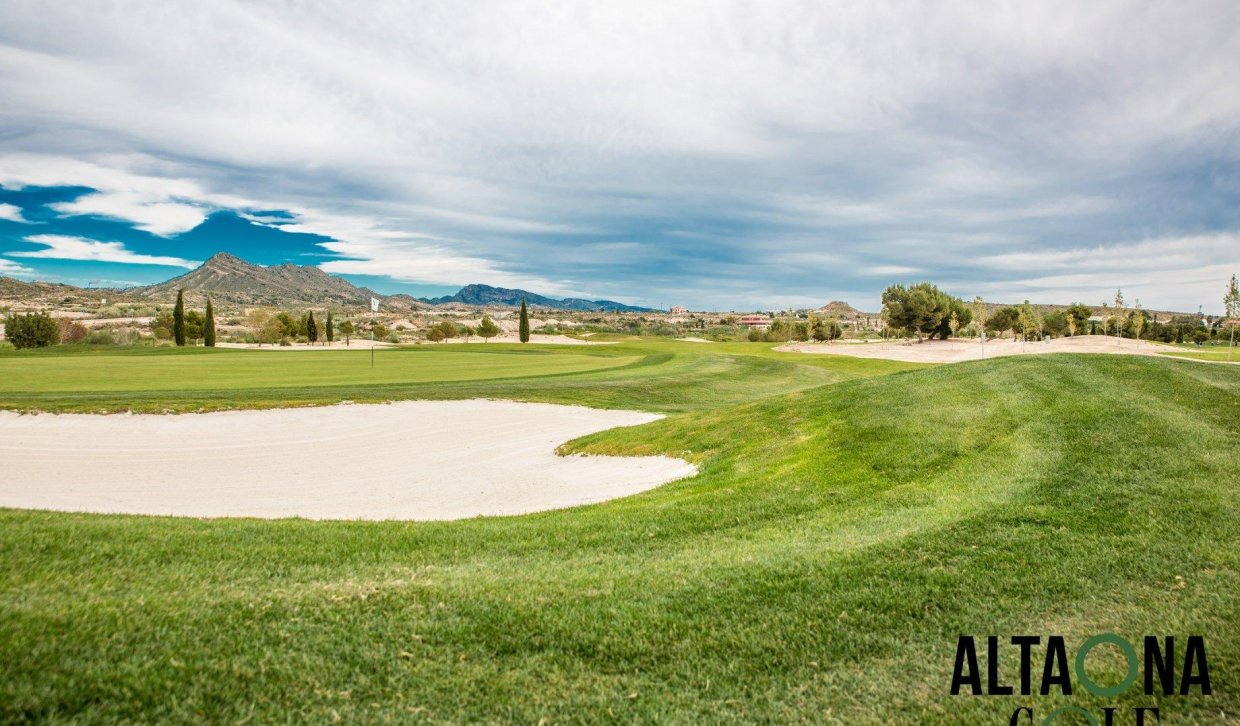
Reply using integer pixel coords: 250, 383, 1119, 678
0, 345, 639, 394
0, 339, 921, 413
1, 343, 1237, 723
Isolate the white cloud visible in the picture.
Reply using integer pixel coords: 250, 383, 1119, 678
0, 203, 29, 223
860, 265, 921, 277
10, 234, 201, 268
0, 2, 1237, 310
0, 257, 35, 276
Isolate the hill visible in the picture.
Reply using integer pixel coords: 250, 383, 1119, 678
425, 283, 652, 312
124, 253, 421, 310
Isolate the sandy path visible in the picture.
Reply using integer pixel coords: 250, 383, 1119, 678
776, 335, 1193, 363
0, 400, 695, 520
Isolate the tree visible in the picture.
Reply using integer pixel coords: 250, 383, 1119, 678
3, 311, 59, 349
325, 310, 334, 344
1018, 300, 1036, 341
949, 311, 960, 338
151, 310, 175, 340
339, 319, 354, 346
1065, 303, 1091, 335
185, 310, 205, 344
1130, 299, 1145, 344
173, 289, 186, 346
747, 327, 762, 342
1225, 273, 1239, 362
459, 325, 475, 342
970, 297, 987, 338
306, 311, 318, 344
274, 312, 301, 338
1113, 289, 1126, 340
477, 315, 500, 342
519, 298, 530, 343
429, 320, 457, 343
986, 306, 1020, 338
259, 317, 285, 346
1044, 310, 1069, 338
204, 298, 216, 347
881, 282, 968, 340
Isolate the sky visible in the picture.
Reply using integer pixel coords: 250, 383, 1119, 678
1, 2, 1238, 312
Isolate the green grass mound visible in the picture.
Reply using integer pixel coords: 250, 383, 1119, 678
1, 354, 1237, 723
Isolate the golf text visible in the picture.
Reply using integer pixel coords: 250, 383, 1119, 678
950, 634, 1211, 724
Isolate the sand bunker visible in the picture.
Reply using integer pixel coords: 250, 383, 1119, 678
0, 400, 695, 520
776, 335, 1191, 364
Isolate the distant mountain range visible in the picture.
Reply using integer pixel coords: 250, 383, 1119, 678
0, 252, 653, 312
422, 283, 653, 312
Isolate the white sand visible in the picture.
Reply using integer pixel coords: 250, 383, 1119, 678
776, 335, 1191, 363
0, 400, 696, 520
676, 337, 714, 343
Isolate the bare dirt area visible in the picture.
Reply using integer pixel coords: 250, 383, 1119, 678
776, 335, 1191, 363
0, 400, 695, 520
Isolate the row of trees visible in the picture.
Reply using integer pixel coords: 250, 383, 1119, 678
747, 315, 844, 342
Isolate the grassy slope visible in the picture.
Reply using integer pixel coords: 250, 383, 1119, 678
0, 349, 1237, 723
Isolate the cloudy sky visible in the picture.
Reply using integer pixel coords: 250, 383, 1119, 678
1, 1, 1238, 312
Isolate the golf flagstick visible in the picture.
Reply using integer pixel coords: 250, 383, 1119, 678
370, 296, 380, 368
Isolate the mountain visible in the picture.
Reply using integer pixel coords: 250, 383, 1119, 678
125, 252, 422, 309
425, 283, 653, 312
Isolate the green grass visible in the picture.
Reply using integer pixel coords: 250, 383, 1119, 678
1159, 344, 1239, 363
0, 339, 921, 413
1, 343, 1237, 723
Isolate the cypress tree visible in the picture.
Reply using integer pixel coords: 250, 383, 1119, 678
203, 297, 216, 347
173, 289, 186, 346
326, 310, 334, 344
519, 297, 530, 343
306, 310, 318, 344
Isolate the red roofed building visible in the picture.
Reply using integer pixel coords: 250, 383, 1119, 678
738, 314, 772, 330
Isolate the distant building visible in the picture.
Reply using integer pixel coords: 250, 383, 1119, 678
669, 306, 688, 314
738, 314, 772, 330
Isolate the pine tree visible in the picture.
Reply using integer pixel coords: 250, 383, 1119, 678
173, 289, 186, 346
306, 310, 318, 344
204, 297, 216, 347
518, 297, 530, 343
326, 310, 334, 344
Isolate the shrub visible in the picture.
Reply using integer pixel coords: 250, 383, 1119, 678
3, 312, 59, 349
84, 330, 115, 345
57, 318, 88, 343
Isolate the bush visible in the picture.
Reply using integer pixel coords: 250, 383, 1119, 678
57, 318, 88, 343
3, 312, 59, 349
83, 330, 115, 345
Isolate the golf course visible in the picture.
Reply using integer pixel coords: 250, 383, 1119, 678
1, 339, 1236, 723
